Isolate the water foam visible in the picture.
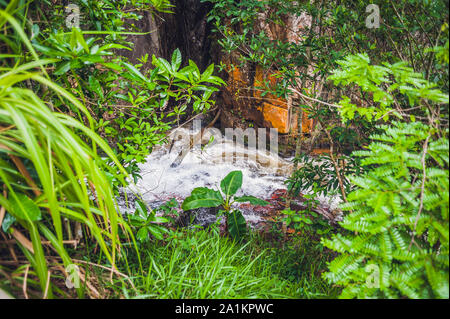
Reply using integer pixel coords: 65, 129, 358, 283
126, 127, 341, 222
132, 128, 290, 202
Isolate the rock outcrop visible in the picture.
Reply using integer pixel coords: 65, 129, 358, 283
123, 1, 315, 135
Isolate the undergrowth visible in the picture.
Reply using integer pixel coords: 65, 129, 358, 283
77, 226, 338, 299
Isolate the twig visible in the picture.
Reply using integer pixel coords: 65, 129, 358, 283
23, 265, 29, 299
10, 227, 34, 253
322, 125, 348, 203
43, 270, 51, 299
294, 106, 304, 171
409, 135, 430, 250
426, 28, 443, 81
291, 88, 341, 109
294, 87, 349, 204
0, 205, 5, 232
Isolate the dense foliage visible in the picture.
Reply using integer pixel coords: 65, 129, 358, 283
206, 0, 449, 299
322, 56, 449, 298
0, 0, 448, 300
0, 0, 224, 297
323, 121, 448, 298
0, 7, 132, 298
3, 0, 223, 184
206, 0, 448, 155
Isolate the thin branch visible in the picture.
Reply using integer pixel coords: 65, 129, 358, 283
409, 134, 430, 250
322, 124, 348, 203
291, 88, 341, 109
43, 270, 51, 299
426, 28, 443, 81
23, 265, 30, 299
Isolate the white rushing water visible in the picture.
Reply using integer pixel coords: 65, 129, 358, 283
130, 127, 291, 202
126, 124, 341, 217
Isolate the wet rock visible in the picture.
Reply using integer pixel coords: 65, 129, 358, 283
214, 14, 315, 135
119, 2, 317, 136
115, 190, 138, 214
121, 0, 212, 73
237, 188, 341, 226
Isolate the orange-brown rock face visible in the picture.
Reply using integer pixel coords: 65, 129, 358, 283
218, 10, 315, 135
258, 102, 314, 134
254, 66, 289, 134
221, 62, 313, 134
259, 103, 290, 134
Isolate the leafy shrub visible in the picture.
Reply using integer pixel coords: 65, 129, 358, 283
322, 121, 449, 298
34, 31, 224, 183
0, 11, 133, 298
182, 171, 268, 240
10, 0, 225, 185
329, 53, 449, 123
286, 153, 361, 199
322, 54, 449, 299
205, 0, 448, 152
282, 208, 333, 238
127, 199, 170, 242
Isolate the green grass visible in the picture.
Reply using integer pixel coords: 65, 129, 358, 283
249, 231, 341, 298
89, 226, 339, 299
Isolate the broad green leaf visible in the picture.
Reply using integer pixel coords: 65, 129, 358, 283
54, 61, 71, 75
174, 71, 190, 82
10, 193, 41, 222
191, 187, 214, 196
182, 188, 223, 210
121, 62, 147, 82
171, 48, 182, 71
98, 43, 131, 51
101, 62, 123, 72
1, 213, 15, 232
148, 224, 168, 240
207, 75, 226, 86
154, 57, 173, 74
220, 170, 243, 199
88, 75, 103, 99
188, 59, 200, 80
201, 64, 214, 80
31, 24, 40, 40
136, 227, 148, 242
146, 211, 170, 224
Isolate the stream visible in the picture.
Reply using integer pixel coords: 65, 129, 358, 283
123, 123, 341, 228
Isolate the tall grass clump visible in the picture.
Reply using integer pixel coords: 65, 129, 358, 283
95, 227, 334, 299
0, 10, 135, 298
